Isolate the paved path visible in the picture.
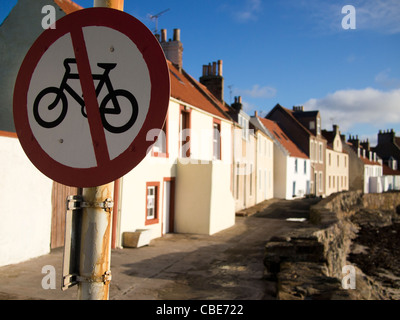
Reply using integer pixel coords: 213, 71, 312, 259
0, 198, 319, 300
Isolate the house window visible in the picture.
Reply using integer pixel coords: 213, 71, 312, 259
309, 121, 315, 130
250, 164, 253, 196
317, 117, 321, 135
319, 143, 323, 163
319, 172, 323, 192
180, 107, 191, 158
145, 182, 160, 225
337, 155, 340, 167
329, 153, 331, 166
213, 120, 221, 160
239, 114, 249, 140
304, 160, 307, 174
310, 140, 314, 161
236, 163, 240, 200
295, 159, 298, 173
293, 181, 296, 197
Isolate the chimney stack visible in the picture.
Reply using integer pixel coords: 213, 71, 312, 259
160, 28, 183, 71
199, 60, 224, 102
231, 96, 243, 112
378, 128, 396, 145
293, 106, 304, 112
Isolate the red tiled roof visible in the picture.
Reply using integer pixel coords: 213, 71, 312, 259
258, 117, 308, 159
53, 0, 83, 14
383, 164, 400, 176
360, 156, 381, 166
168, 61, 230, 120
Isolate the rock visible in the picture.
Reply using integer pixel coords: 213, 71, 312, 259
264, 191, 400, 300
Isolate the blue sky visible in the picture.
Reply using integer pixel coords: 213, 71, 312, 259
1, 0, 399, 145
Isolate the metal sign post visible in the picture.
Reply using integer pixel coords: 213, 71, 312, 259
75, 0, 122, 301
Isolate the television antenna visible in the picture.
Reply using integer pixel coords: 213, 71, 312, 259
149, 8, 170, 34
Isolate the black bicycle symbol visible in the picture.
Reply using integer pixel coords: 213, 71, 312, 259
33, 58, 138, 134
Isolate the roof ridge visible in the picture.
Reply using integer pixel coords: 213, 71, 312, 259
53, 0, 83, 14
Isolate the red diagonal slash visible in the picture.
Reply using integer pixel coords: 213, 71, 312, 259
70, 26, 110, 167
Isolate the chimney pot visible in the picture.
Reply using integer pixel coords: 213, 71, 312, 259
202, 65, 207, 76
255, 111, 258, 117
212, 62, 217, 76
173, 28, 180, 41
218, 60, 223, 76
161, 29, 167, 42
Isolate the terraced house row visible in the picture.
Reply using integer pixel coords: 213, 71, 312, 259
0, 0, 398, 268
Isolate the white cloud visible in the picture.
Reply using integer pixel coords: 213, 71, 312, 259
285, 0, 400, 34
235, 84, 277, 99
375, 69, 400, 89
356, 0, 400, 34
303, 87, 400, 131
221, 0, 262, 23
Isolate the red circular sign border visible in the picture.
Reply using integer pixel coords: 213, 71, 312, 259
13, 8, 170, 187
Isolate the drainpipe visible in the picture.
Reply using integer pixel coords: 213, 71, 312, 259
76, 0, 124, 301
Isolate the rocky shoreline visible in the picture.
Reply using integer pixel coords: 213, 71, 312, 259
349, 209, 400, 300
263, 191, 400, 300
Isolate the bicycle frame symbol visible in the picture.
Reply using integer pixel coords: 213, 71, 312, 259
33, 58, 138, 134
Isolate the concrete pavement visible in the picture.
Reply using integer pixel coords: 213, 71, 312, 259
0, 198, 319, 300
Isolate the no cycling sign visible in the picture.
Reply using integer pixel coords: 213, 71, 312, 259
13, 8, 170, 187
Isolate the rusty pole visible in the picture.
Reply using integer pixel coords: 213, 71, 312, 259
77, 0, 124, 300
77, 184, 114, 300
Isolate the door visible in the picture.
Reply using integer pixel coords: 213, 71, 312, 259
162, 178, 175, 235
51, 182, 80, 249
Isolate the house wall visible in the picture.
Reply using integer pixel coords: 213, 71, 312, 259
119, 100, 180, 241
364, 164, 383, 194
342, 143, 364, 191
0, 134, 53, 267
175, 160, 234, 235
0, 0, 67, 132
119, 98, 235, 241
382, 175, 400, 191
256, 131, 274, 203
325, 149, 349, 196
287, 157, 311, 199
273, 145, 287, 199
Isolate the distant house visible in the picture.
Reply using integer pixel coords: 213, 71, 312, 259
252, 116, 310, 200
266, 104, 327, 197
372, 129, 400, 191
345, 136, 383, 193
322, 125, 349, 196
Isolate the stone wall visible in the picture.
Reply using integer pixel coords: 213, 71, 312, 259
264, 191, 400, 300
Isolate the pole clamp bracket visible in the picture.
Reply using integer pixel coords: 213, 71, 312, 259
76, 270, 112, 284
66, 195, 113, 212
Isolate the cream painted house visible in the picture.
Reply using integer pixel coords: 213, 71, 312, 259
228, 97, 274, 212
117, 56, 236, 244
254, 124, 274, 203
254, 117, 310, 200
322, 125, 349, 196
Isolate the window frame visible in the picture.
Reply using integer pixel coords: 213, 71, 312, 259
145, 182, 160, 225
